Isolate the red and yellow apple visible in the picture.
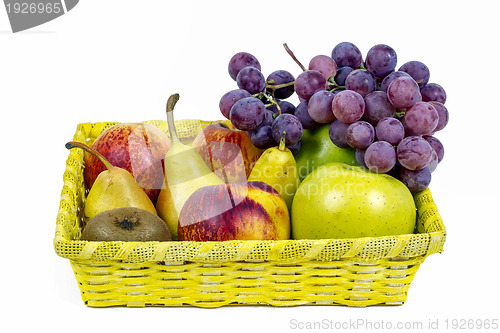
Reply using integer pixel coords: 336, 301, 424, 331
84, 123, 170, 203
177, 181, 290, 241
192, 121, 263, 183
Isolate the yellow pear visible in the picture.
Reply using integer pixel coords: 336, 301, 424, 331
247, 131, 300, 211
65, 141, 157, 224
156, 94, 223, 239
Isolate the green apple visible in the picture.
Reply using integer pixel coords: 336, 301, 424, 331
294, 123, 358, 181
291, 162, 416, 239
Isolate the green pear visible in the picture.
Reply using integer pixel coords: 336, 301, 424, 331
247, 131, 299, 212
65, 141, 157, 224
294, 123, 358, 181
156, 94, 224, 239
291, 162, 416, 239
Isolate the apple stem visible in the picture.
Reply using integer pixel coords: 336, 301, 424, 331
65, 141, 114, 170
166, 93, 180, 143
283, 43, 306, 71
279, 131, 286, 151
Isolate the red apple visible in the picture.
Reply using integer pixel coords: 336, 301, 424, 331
177, 181, 290, 241
84, 123, 170, 203
192, 121, 263, 183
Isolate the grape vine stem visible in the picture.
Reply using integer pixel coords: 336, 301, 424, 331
283, 43, 306, 71
252, 91, 282, 114
265, 81, 295, 90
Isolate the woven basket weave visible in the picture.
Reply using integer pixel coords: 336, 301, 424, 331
54, 120, 446, 308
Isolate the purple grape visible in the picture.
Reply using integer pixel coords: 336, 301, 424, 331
251, 125, 276, 149
331, 42, 363, 69
334, 66, 353, 86
375, 117, 405, 146
356, 149, 367, 168
380, 71, 411, 92
294, 70, 326, 101
332, 90, 365, 124
421, 83, 447, 104
286, 141, 301, 155
329, 119, 351, 148
427, 149, 439, 172
387, 76, 422, 108
228, 52, 261, 81
307, 90, 335, 123
295, 101, 319, 130
230, 97, 265, 131
268, 100, 295, 115
345, 69, 377, 97
386, 162, 402, 179
396, 136, 433, 170
400, 167, 431, 192
364, 141, 396, 173
219, 89, 252, 119
400, 116, 418, 137
399, 60, 430, 87
308, 55, 338, 80
271, 114, 303, 146
404, 102, 439, 135
428, 101, 449, 132
266, 70, 295, 99
260, 109, 275, 127
279, 101, 296, 115
346, 121, 375, 150
236, 66, 265, 94
364, 91, 396, 124
423, 136, 444, 162
365, 44, 397, 78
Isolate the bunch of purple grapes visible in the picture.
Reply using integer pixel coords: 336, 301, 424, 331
220, 50, 304, 153
219, 42, 448, 192
326, 42, 447, 192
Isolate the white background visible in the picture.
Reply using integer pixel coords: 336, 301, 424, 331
1, 0, 499, 332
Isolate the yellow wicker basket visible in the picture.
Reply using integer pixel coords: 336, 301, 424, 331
54, 120, 446, 308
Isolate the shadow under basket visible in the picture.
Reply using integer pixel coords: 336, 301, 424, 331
54, 120, 446, 308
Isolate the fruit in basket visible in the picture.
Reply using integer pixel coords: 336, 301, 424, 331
156, 94, 224, 240
83, 123, 170, 203
177, 181, 290, 241
191, 121, 263, 183
291, 163, 416, 239
295, 123, 357, 181
66, 141, 157, 223
81, 207, 171, 242
247, 131, 299, 211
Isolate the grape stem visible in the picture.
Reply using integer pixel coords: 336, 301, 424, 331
283, 43, 306, 71
395, 111, 406, 119
253, 91, 282, 114
327, 80, 345, 92
265, 81, 295, 90
267, 94, 282, 114
329, 86, 345, 92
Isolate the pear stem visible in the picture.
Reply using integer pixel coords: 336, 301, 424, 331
166, 93, 180, 143
278, 131, 286, 151
65, 141, 114, 170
